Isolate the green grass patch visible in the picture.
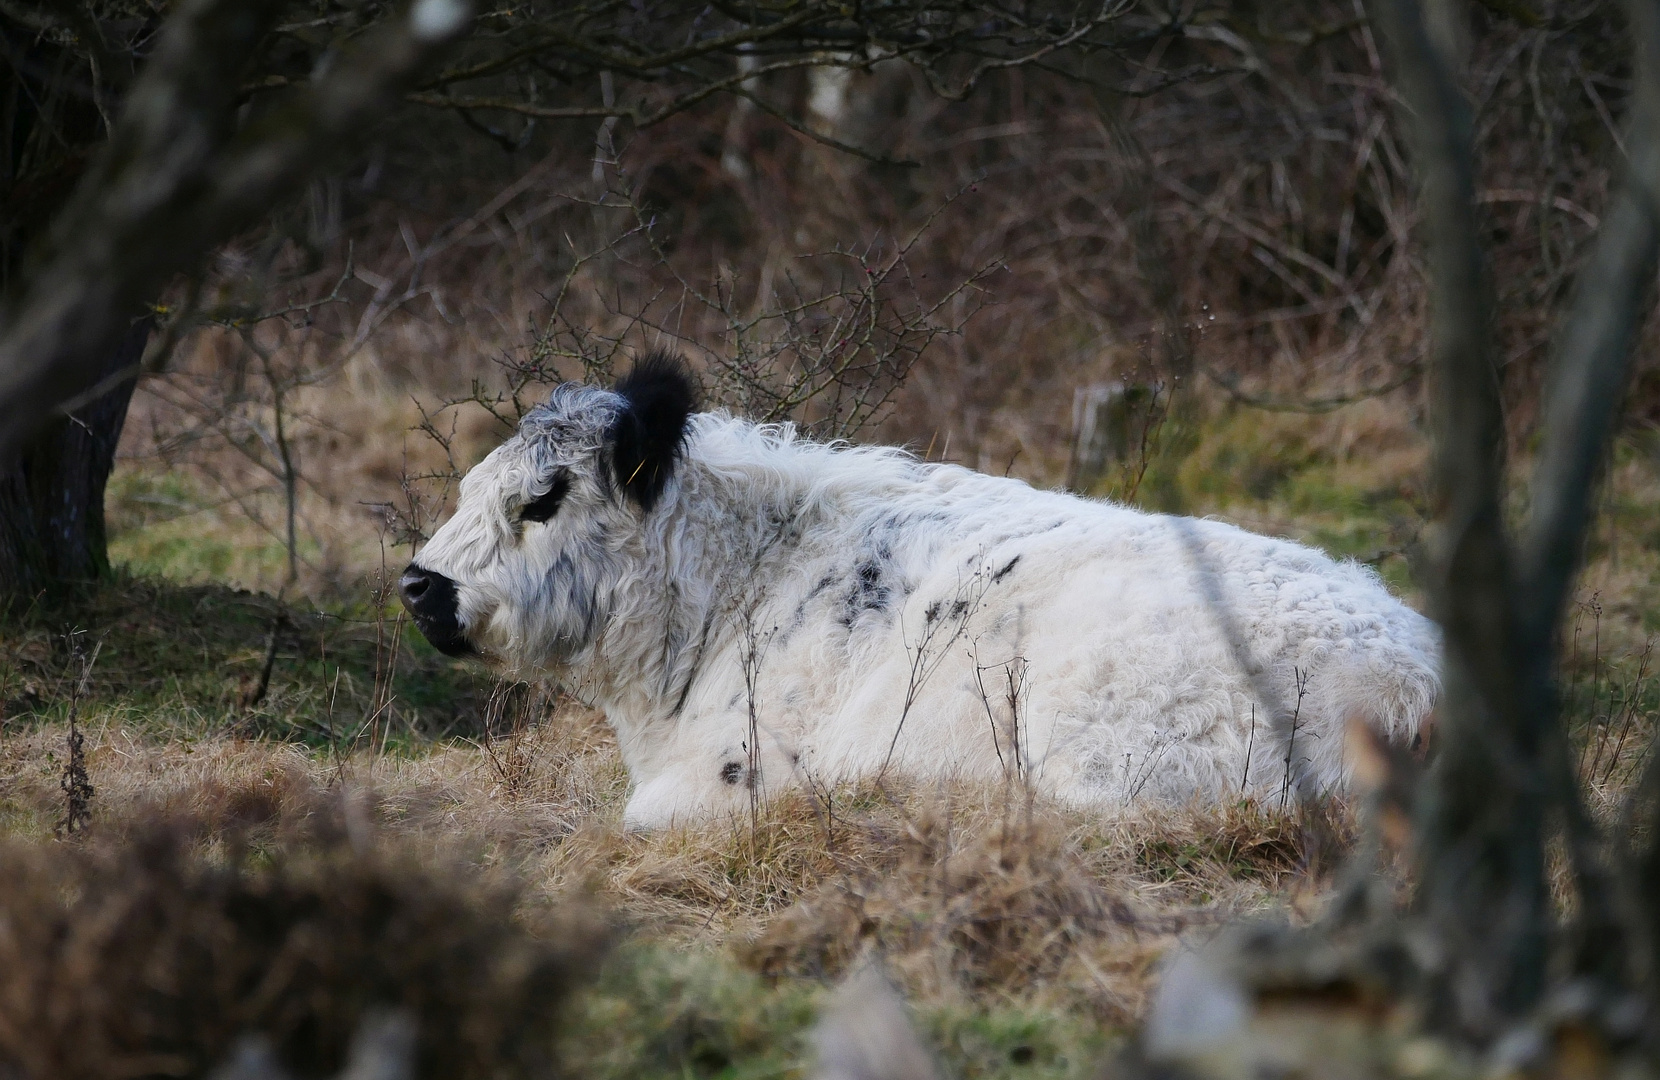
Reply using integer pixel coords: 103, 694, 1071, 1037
1092, 398, 1429, 596
0, 570, 493, 751
563, 943, 1112, 1080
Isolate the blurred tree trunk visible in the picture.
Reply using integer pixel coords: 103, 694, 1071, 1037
0, 15, 139, 601
1375, 0, 1660, 1036
0, 0, 472, 606
1130, 5, 1660, 1072
0, 318, 148, 599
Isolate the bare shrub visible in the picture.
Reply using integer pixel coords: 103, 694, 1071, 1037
112, 5, 1651, 579
1565, 592, 1660, 811
114, 2, 1637, 598
0, 798, 602, 1080
376, 178, 997, 553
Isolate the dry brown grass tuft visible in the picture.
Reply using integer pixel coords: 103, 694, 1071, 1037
733, 792, 1347, 1024
1110, 798, 1350, 902
743, 803, 1148, 1016
0, 794, 602, 1080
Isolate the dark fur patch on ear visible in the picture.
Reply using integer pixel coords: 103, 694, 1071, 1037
609, 351, 698, 511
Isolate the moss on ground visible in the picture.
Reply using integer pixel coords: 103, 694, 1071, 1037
1127, 399, 1427, 594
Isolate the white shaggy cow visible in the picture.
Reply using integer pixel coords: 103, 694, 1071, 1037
401, 355, 1440, 829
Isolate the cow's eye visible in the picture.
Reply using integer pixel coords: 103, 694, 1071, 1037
519, 474, 570, 524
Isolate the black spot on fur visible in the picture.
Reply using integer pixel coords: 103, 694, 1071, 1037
841, 556, 893, 627
765, 505, 805, 545
720, 762, 743, 785
609, 352, 698, 512
960, 521, 1066, 568
992, 555, 1021, 583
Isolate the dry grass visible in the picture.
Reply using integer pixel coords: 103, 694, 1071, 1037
0, 792, 600, 1080
742, 806, 1166, 1022
0, 686, 1349, 1033
0, 570, 1650, 1077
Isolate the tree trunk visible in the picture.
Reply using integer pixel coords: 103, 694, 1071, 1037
0, 317, 149, 601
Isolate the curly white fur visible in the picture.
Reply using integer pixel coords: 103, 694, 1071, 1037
414, 384, 1441, 829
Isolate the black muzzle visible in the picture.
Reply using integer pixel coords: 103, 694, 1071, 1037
399, 565, 476, 657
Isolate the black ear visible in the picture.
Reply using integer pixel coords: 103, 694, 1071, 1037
609, 351, 698, 511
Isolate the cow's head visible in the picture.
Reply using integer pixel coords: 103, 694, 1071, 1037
400, 353, 697, 673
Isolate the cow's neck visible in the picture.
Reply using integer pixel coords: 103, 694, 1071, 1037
582, 458, 819, 739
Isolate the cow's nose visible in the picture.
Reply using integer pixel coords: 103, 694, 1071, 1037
399, 564, 476, 657
400, 566, 434, 606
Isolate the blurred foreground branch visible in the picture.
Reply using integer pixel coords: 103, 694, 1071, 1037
1371, 0, 1543, 1031
0, 0, 471, 460
1128, 0, 1660, 1072
1383, 0, 1660, 1035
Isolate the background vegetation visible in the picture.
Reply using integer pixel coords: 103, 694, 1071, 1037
5, 0, 1660, 1077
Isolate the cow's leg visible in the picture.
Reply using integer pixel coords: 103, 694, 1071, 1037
621, 762, 752, 831
622, 772, 698, 831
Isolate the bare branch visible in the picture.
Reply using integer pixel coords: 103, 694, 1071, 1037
1201, 355, 1422, 414
0, 0, 472, 461
730, 85, 921, 168
1371, 0, 1541, 1034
